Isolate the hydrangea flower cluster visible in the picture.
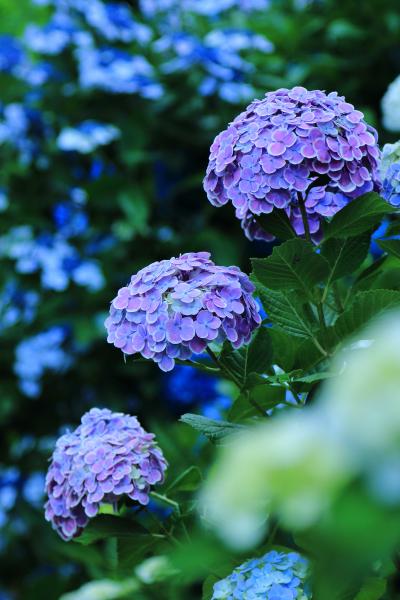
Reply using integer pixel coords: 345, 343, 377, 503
76, 46, 163, 99
0, 282, 39, 332
211, 550, 311, 599
381, 75, 400, 132
44, 408, 167, 540
24, 1, 162, 99
139, 0, 270, 18
382, 163, 400, 207
154, 29, 273, 103
164, 363, 231, 418
204, 87, 381, 241
0, 468, 20, 529
105, 252, 261, 372
57, 121, 120, 154
0, 103, 48, 167
0, 34, 52, 87
0, 226, 104, 292
52, 192, 89, 239
14, 326, 72, 397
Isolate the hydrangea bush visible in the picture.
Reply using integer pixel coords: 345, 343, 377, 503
3, 0, 400, 598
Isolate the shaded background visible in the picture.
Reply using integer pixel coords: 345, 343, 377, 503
0, 0, 400, 597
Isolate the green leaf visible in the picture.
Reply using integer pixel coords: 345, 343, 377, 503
334, 290, 400, 341
76, 515, 146, 546
322, 233, 370, 282
256, 211, 296, 240
294, 372, 336, 383
377, 238, 400, 260
167, 466, 203, 493
252, 239, 329, 295
219, 326, 273, 387
118, 537, 160, 576
269, 327, 301, 371
324, 193, 393, 240
354, 577, 387, 600
257, 288, 316, 339
179, 414, 243, 442
228, 386, 284, 422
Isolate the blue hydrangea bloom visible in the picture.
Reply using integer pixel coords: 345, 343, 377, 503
45, 407, 167, 540
0, 282, 39, 331
139, 0, 270, 18
0, 103, 48, 166
0, 35, 25, 73
105, 252, 261, 372
212, 550, 311, 599
0, 468, 20, 529
164, 363, 231, 417
382, 162, 400, 207
23, 472, 46, 507
204, 87, 381, 242
52, 195, 89, 238
0, 226, 104, 292
155, 29, 272, 103
14, 326, 72, 397
76, 45, 163, 98
57, 120, 120, 154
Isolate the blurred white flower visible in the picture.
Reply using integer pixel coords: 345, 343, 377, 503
60, 579, 139, 600
382, 75, 400, 131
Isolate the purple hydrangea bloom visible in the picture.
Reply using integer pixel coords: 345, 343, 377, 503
45, 408, 167, 540
204, 87, 381, 242
105, 252, 261, 372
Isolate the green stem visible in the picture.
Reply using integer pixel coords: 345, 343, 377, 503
144, 506, 181, 547
249, 393, 268, 418
316, 299, 327, 334
312, 336, 329, 358
206, 347, 242, 389
332, 281, 344, 313
297, 192, 311, 243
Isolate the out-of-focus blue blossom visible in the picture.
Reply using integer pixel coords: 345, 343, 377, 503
139, 0, 270, 18
0, 468, 20, 528
0, 103, 48, 166
14, 326, 73, 398
24, 14, 76, 56
31, 0, 151, 45
155, 29, 273, 103
164, 363, 231, 417
23, 472, 45, 507
76, 45, 163, 98
0, 35, 25, 73
83, 1, 152, 44
382, 162, 400, 207
0, 189, 8, 212
370, 218, 400, 258
0, 226, 105, 292
57, 120, 120, 154
53, 199, 89, 238
0, 281, 39, 331
211, 549, 311, 599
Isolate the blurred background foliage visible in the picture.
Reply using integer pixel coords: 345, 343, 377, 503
1, 0, 400, 598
